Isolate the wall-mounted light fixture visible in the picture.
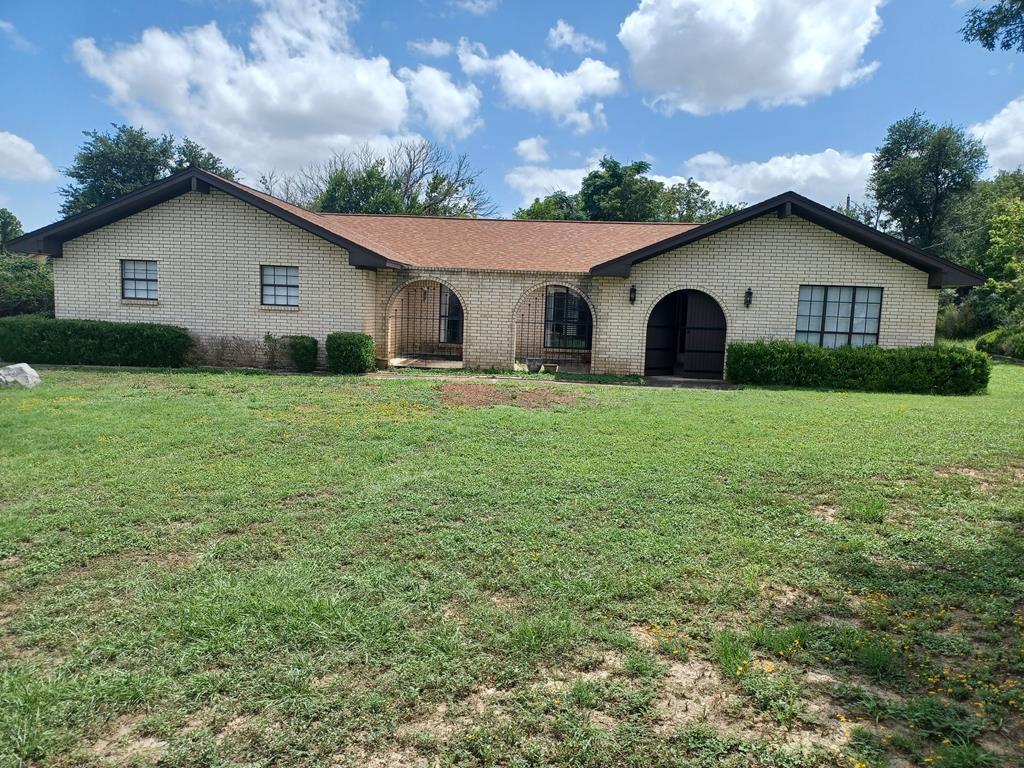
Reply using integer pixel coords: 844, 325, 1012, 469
629, 285, 637, 304
744, 287, 753, 308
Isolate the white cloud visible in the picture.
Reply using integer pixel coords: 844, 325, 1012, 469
515, 136, 549, 163
73, 0, 411, 175
408, 38, 453, 57
452, 0, 497, 15
400, 65, 482, 139
547, 20, 606, 54
970, 96, 1024, 172
458, 38, 619, 133
0, 132, 58, 182
653, 148, 872, 206
0, 20, 34, 52
618, 0, 883, 115
505, 149, 604, 204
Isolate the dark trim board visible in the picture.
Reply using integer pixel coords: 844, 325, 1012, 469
589, 191, 985, 288
7, 167, 403, 271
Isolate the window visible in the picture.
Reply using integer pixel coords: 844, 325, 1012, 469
261, 265, 299, 306
796, 285, 882, 348
121, 259, 159, 300
544, 286, 592, 350
438, 286, 463, 344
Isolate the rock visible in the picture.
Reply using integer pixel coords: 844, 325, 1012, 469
0, 363, 41, 388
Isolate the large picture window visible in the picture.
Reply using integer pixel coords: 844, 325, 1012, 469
261, 265, 299, 306
544, 285, 592, 350
121, 259, 159, 300
796, 285, 882, 348
438, 286, 463, 344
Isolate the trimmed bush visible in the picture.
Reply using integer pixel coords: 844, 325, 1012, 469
725, 340, 990, 396
976, 326, 1024, 360
0, 315, 193, 368
325, 332, 374, 374
0, 253, 54, 317
288, 335, 319, 372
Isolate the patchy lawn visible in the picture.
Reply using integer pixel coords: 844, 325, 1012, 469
1, 366, 1022, 768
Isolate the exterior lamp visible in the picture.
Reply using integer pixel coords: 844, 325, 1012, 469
744, 287, 753, 308
629, 285, 637, 304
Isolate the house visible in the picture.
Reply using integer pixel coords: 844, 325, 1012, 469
10, 167, 983, 379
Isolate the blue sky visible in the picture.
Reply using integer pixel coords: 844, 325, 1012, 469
1, 0, 1022, 231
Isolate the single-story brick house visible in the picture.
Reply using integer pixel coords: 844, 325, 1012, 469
11, 167, 983, 378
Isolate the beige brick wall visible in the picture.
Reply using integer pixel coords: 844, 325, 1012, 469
54, 193, 938, 376
56, 190, 376, 361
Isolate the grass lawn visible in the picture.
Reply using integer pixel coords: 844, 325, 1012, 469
1, 366, 1022, 768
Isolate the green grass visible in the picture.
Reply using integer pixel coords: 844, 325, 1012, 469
1, 365, 1023, 767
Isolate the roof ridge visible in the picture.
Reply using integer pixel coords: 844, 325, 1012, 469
322, 212, 699, 225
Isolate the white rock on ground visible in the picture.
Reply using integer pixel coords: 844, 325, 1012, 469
0, 363, 41, 388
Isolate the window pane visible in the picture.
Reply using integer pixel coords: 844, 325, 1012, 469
796, 315, 812, 331
810, 286, 825, 301
822, 333, 843, 348
839, 286, 854, 302
799, 286, 814, 301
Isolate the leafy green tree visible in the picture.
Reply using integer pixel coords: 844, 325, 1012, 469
60, 125, 237, 217
514, 191, 587, 220
658, 179, 743, 223
0, 255, 54, 316
313, 159, 404, 214
868, 112, 987, 249
962, 0, 1024, 52
0, 208, 23, 254
942, 171, 1024, 276
579, 157, 664, 221
832, 199, 886, 228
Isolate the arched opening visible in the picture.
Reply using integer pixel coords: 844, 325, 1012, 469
644, 290, 726, 379
388, 280, 464, 368
514, 284, 593, 373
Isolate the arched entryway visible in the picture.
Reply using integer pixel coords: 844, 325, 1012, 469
644, 290, 726, 378
514, 284, 593, 372
388, 280, 464, 367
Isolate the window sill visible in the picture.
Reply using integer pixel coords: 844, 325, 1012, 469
260, 304, 300, 312
121, 299, 159, 306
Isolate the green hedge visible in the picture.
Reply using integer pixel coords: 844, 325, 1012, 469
0, 315, 193, 368
325, 332, 374, 374
725, 340, 990, 395
288, 335, 318, 372
976, 326, 1024, 360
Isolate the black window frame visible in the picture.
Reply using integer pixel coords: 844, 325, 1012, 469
261, 265, 300, 307
543, 285, 593, 351
795, 284, 883, 348
438, 286, 463, 345
120, 259, 159, 300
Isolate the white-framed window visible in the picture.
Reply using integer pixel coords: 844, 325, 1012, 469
121, 259, 159, 300
796, 285, 882, 348
261, 265, 299, 307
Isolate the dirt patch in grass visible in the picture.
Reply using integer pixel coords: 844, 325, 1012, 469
811, 504, 839, 523
397, 686, 502, 741
90, 714, 167, 766
440, 381, 581, 409
935, 466, 996, 493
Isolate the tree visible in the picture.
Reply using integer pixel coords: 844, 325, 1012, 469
579, 157, 664, 221
942, 170, 1024, 276
832, 198, 886, 228
962, 1, 1024, 52
514, 191, 587, 220
657, 179, 743, 223
0, 208, 23, 254
260, 139, 495, 217
60, 125, 238, 217
868, 112, 987, 249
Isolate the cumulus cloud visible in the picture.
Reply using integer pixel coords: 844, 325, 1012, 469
971, 96, 1024, 172
0, 132, 58, 181
73, 0, 412, 174
547, 20, 606, 54
654, 149, 873, 206
452, 0, 497, 15
505, 149, 604, 204
618, 0, 883, 114
458, 38, 619, 133
400, 65, 482, 139
515, 136, 550, 163
408, 38, 453, 57
0, 20, 34, 52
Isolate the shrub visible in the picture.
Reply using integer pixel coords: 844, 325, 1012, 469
725, 340, 990, 396
0, 315, 193, 367
976, 326, 1024, 360
0, 253, 54, 317
288, 335, 318, 372
325, 332, 374, 374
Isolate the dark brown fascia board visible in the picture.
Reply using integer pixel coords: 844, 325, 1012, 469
590, 191, 985, 288
7, 167, 403, 271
